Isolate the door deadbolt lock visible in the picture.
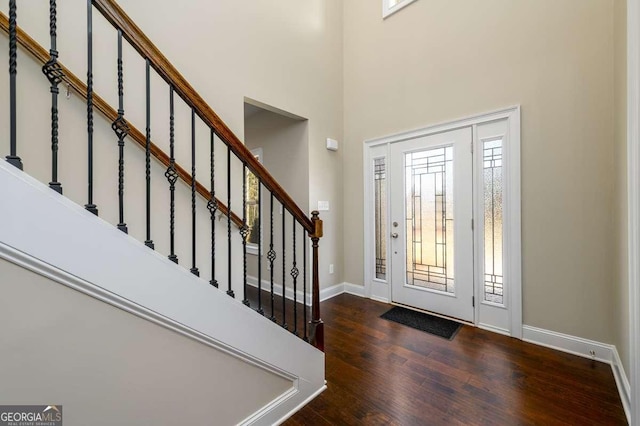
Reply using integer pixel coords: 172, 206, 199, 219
391, 232, 399, 239
393, 221, 398, 227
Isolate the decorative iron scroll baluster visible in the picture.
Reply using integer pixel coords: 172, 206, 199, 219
257, 181, 263, 315
165, 86, 178, 264
268, 193, 276, 322
241, 164, 250, 306
226, 145, 234, 298
303, 229, 308, 342
112, 30, 128, 234
6, 0, 22, 170
43, 0, 63, 194
144, 59, 154, 249
190, 109, 199, 277
84, 0, 97, 215
282, 207, 287, 330
291, 217, 299, 336
208, 129, 218, 288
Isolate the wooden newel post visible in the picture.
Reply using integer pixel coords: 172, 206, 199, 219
309, 210, 324, 351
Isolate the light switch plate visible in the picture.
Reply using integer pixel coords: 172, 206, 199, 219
318, 201, 330, 211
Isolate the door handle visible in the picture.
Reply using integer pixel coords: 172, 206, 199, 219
391, 233, 398, 239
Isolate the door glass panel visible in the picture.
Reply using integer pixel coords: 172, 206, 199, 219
374, 158, 387, 280
405, 146, 454, 293
483, 139, 504, 304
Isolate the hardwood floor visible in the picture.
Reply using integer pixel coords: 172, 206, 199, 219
285, 294, 627, 425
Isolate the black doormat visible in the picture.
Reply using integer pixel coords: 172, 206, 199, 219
381, 306, 462, 340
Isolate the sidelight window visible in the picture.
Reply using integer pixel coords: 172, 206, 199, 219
483, 139, 504, 304
374, 158, 387, 280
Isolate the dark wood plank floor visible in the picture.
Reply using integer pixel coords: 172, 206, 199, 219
285, 294, 627, 426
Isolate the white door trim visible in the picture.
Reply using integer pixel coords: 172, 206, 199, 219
628, 0, 640, 423
363, 106, 522, 338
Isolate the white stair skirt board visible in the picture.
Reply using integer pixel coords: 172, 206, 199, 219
0, 160, 325, 425
523, 325, 630, 423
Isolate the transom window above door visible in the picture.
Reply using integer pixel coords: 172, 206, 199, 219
383, 0, 418, 18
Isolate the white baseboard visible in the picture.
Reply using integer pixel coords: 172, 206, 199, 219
245, 277, 367, 306
611, 346, 631, 422
272, 383, 327, 426
247, 276, 365, 305
522, 325, 612, 363
319, 282, 366, 302
523, 325, 630, 423
246, 276, 309, 305
319, 283, 344, 302
344, 282, 366, 297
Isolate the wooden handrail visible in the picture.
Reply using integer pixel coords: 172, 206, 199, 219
92, 0, 315, 234
2, 2, 324, 352
0, 12, 242, 228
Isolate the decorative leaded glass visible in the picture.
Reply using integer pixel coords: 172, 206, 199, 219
405, 147, 455, 293
374, 158, 387, 280
483, 139, 504, 304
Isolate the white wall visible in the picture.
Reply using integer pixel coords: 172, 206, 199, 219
343, 0, 620, 344
0, 258, 292, 426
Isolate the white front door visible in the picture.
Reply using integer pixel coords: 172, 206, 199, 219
389, 127, 474, 322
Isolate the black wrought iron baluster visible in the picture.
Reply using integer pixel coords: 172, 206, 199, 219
226, 145, 234, 298
208, 129, 218, 287
257, 181, 263, 315
144, 59, 154, 249
165, 86, 178, 264
6, 0, 22, 170
268, 193, 276, 322
291, 217, 299, 336
282, 206, 287, 330
84, 0, 97, 215
190, 110, 199, 276
241, 164, 250, 306
43, 0, 63, 194
112, 30, 128, 234
303, 229, 308, 342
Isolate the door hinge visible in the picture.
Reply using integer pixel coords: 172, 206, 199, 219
471, 141, 474, 154
472, 296, 475, 307
471, 218, 474, 230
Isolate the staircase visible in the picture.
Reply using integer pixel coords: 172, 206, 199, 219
0, 0, 325, 424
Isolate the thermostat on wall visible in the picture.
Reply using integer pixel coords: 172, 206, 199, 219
326, 138, 339, 151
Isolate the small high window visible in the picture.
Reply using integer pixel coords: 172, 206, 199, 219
383, 0, 417, 18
